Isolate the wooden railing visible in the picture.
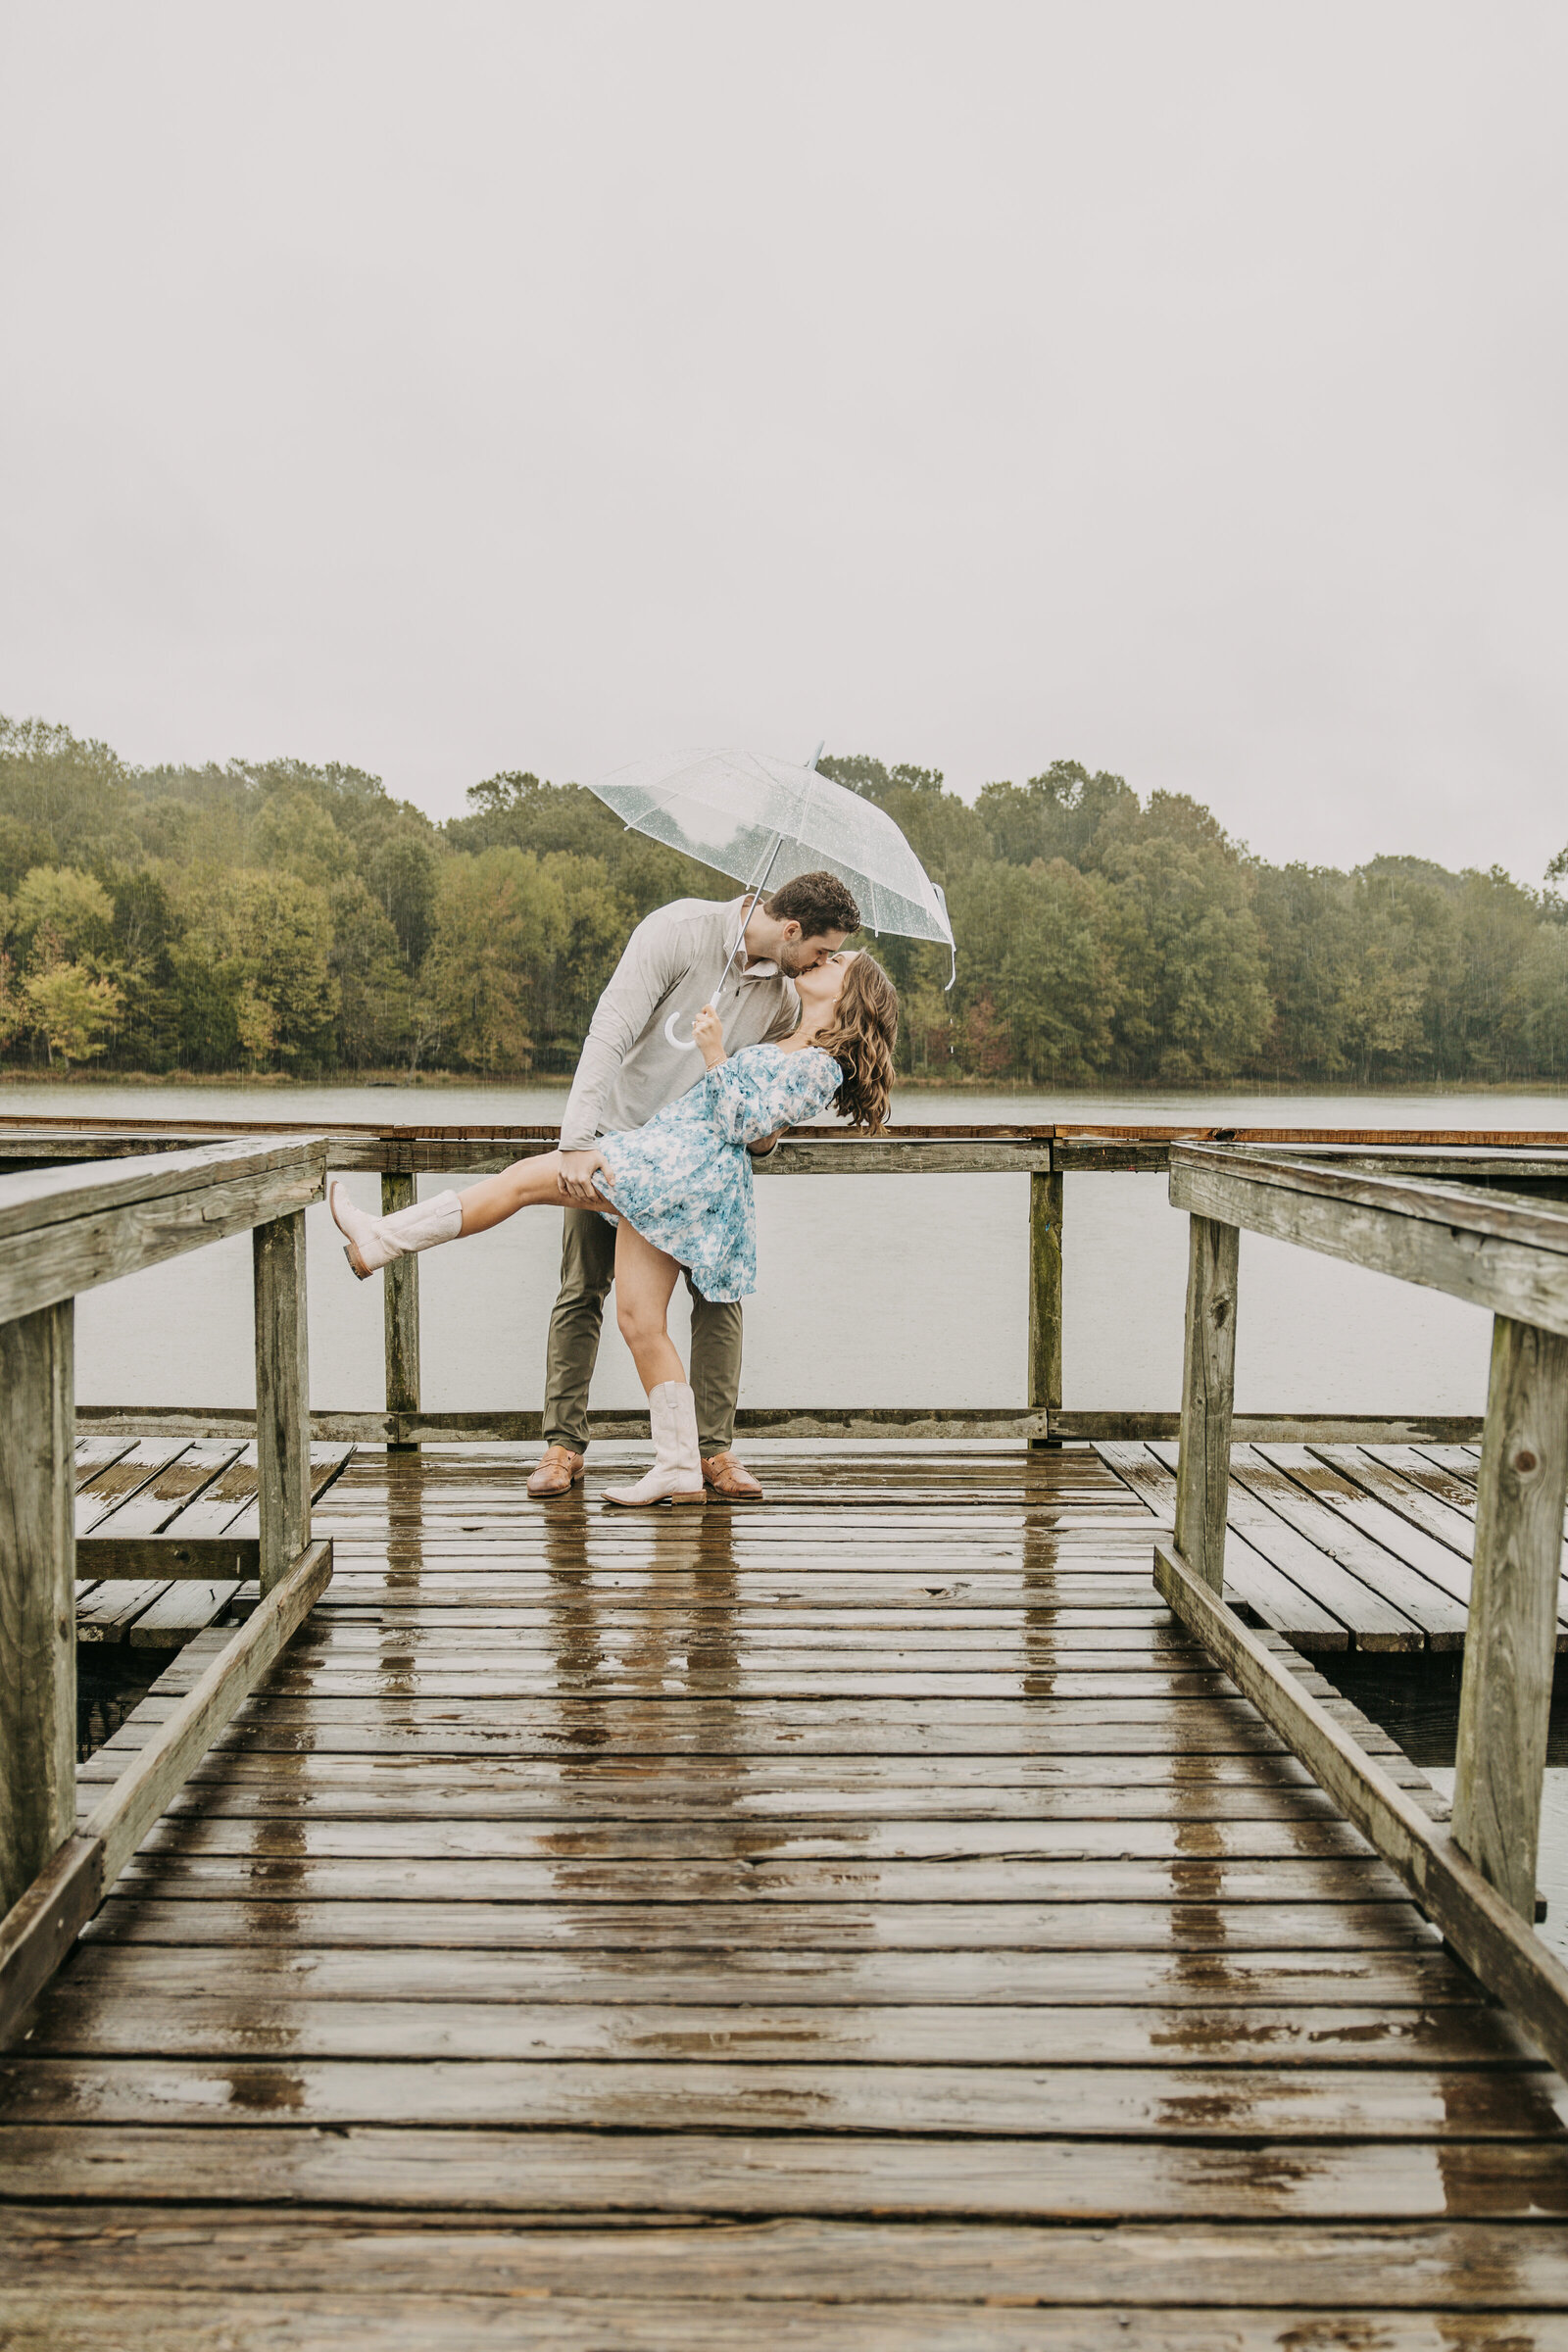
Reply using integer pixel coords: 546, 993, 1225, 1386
1156, 1143, 1568, 2082
6, 1114, 1568, 1447
0, 1135, 334, 2037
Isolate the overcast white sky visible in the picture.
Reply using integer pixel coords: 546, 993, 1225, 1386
2, 2, 1564, 879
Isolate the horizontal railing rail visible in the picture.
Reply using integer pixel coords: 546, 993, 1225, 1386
7, 1116, 1567, 1449
1156, 1141, 1568, 2085
0, 1136, 335, 2040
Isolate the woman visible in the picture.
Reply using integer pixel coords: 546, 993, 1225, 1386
329, 950, 899, 1507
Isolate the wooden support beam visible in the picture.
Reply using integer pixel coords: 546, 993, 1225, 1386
74, 1536, 259, 1580
1171, 1148, 1568, 1338
1027, 1171, 1063, 1449
253, 1212, 311, 1595
381, 1173, 420, 1452
1173, 1214, 1239, 1592
0, 1299, 74, 1918
1154, 1535, 1568, 2086
0, 1149, 325, 1324
0, 1539, 331, 2044
1451, 1315, 1568, 1919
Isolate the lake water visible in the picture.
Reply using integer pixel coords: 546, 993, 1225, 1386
7, 1076, 1566, 1418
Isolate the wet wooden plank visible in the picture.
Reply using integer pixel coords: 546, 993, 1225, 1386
1223, 1446, 1470, 1647
74, 1440, 189, 1537
5, 2055, 1560, 2137
21, 1989, 1533, 2066
6, 2210, 1568, 2314
83, 1443, 245, 1537
78, 1897, 1438, 1951
34, 1939, 1486, 2009
5, 2125, 1568, 2218
5, 2290, 1567, 2349
15, 1436, 1567, 2334
109, 1852, 1408, 1905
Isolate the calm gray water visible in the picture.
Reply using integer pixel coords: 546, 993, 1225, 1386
8, 1076, 1563, 1417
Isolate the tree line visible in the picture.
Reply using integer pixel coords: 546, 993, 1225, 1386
2, 713, 1566, 1088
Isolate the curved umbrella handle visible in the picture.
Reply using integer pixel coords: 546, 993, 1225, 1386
663, 1009, 700, 1052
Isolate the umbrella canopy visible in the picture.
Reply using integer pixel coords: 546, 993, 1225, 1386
585, 746, 955, 962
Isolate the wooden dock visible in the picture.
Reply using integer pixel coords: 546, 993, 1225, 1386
7, 1441, 1568, 2345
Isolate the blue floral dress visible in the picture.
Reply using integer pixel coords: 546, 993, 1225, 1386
593, 1045, 843, 1301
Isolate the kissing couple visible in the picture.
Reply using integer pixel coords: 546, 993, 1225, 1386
330, 871, 899, 1508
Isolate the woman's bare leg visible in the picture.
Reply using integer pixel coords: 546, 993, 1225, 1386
457, 1152, 577, 1235
613, 1221, 685, 1394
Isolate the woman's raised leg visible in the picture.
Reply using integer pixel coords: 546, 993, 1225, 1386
456, 1152, 577, 1235
330, 1152, 579, 1277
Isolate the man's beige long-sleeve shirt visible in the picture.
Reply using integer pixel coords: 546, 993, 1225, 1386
559, 896, 800, 1152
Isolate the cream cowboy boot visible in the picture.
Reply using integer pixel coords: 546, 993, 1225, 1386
330, 1180, 464, 1280
604, 1381, 706, 1508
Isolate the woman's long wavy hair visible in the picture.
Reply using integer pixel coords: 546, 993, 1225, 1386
814, 953, 899, 1133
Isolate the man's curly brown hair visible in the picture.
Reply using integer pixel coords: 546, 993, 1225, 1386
765, 870, 861, 940
815, 954, 899, 1132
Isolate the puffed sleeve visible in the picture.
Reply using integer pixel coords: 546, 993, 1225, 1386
781, 1049, 843, 1123
700, 1059, 760, 1145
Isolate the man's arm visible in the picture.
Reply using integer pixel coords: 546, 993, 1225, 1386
557, 910, 686, 1196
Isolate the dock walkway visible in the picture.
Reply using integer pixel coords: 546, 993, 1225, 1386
6, 1443, 1568, 2346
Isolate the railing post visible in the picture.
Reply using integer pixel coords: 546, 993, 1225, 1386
1451, 1313, 1568, 1920
381, 1172, 421, 1451
0, 1298, 75, 1916
1028, 1168, 1063, 1447
1174, 1213, 1239, 1591
254, 1209, 311, 1595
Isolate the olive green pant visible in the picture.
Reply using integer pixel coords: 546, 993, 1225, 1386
542, 1205, 743, 1458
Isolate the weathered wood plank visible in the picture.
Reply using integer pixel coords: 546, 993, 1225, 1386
20, 1990, 1528, 2065
1222, 1446, 1469, 1647
0, 1542, 332, 2044
76, 1897, 1434, 1951
6, 2212, 1568, 2313
5, 2124, 1568, 2218
253, 1212, 311, 1594
0, 1158, 326, 1324
0, 1299, 74, 1917
81, 1442, 244, 1538
4, 2055, 1556, 2137
1097, 1442, 1348, 1644
2, 2292, 1564, 2350
41, 1937, 1483, 2007
1027, 1170, 1062, 1441
0, 1135, 329, 1242
1154, 1537, 1568, 2086
380, 1173, 420, 1452
1171, 1147, 1568, 1333
1451, 1316, 1568, 1919
1173, 1214, 1239, 1590
74, 1537, 259, 1582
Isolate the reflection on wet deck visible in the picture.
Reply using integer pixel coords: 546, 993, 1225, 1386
7, 1443, 1568, 2340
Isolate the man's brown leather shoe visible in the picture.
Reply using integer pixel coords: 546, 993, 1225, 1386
527, 1445, 585, 1498
702, 1450, 763, 1500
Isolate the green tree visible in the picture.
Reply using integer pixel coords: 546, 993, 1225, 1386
169, 867, 337, 1071
423, 848, 568, 1072
327, 878, 414, 1067
23, 962, 122, 1064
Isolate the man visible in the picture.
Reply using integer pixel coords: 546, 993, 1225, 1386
527, 870, 862, 1500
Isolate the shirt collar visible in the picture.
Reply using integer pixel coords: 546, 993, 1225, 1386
727, 896, 779, 979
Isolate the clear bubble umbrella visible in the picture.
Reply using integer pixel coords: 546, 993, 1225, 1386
586, 744, 956, 1045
